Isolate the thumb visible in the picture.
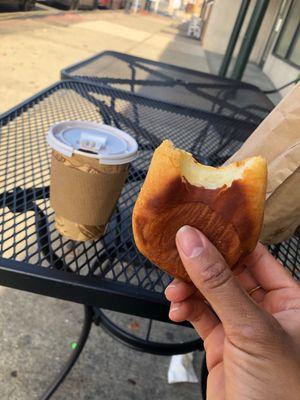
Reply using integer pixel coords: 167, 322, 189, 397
176, 226, 277, 344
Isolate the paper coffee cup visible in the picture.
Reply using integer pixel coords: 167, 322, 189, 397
47, 121, 138, 241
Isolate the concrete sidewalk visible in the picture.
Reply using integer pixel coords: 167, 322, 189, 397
0, 288, 202, 400
0, 10, 209, 114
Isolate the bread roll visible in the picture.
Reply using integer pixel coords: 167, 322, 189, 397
132, 140, 267, 281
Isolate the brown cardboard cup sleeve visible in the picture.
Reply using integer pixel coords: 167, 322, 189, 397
50, 154, 128, 226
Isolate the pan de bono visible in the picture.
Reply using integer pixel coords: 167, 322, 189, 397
132, 140, 267, 281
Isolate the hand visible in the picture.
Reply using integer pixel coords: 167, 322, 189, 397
165, 226, 300, 400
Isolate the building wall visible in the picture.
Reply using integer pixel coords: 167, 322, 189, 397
251, 0, 281, 63
262, 0, 300, 97
201, 0, 240, 56
202, 0, 281, 64
263, 53, 299, 97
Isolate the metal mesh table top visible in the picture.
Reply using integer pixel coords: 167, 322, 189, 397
0, 80, 298, 321
61, 51, 274, 124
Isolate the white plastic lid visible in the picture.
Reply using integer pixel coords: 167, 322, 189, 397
47, 121, 138, 165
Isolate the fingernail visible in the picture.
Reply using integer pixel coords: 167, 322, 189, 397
169, 302, 181, 314
177, 226, 204, 258
165, 284, 176, 296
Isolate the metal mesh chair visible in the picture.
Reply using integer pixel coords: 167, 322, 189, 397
61, 51, 274, 124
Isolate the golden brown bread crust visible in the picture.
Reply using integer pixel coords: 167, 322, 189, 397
132, 140, 267, 281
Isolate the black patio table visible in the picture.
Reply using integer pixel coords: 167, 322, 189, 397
0, 80, 299, 399
61, 51, 275, 124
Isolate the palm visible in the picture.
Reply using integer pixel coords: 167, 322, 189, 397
205, 250, 300, 399
262, 288, 300, 342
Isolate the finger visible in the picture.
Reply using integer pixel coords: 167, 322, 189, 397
169, 294, 219, 339
232, 261, 246, 275
207, 361, 224, 400
243, 243, 298, 291
175, 226, 275, 343
204, 324, 225, 371
165, 279, 197, 302
236, 267, 265, 303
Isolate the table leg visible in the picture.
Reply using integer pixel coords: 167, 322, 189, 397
39, 305, 93, 400
201, 352, 208, 400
